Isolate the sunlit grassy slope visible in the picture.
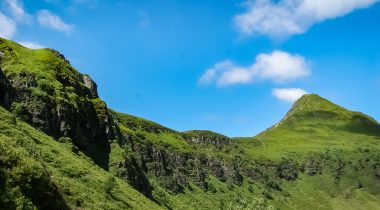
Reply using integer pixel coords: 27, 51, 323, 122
0, 106, 161, 209
238, 94, 380, 159
1, 37, 380, 210
111, 95, 380, 210
234, 94, 380, 209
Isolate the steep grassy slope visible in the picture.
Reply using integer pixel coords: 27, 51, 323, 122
1, 37, 380, 210
0, 106, 161, 209
241, 94, 380, 159
0, 37, 116, 169
236, 94, 380, 209
110, 95, 380, 210
110, 111, 276, 210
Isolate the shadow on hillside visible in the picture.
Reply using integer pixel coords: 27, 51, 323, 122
345, 114, 380, 137
0, 165, 70, 210
81, 141, 111, 171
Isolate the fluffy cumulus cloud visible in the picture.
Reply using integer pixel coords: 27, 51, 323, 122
0, 12, 16, 39
199, 51, 310, 87
37, 10, 74, 34
234, 0, 379, 37
18, 41, 45, 49
272, 88, 308, 102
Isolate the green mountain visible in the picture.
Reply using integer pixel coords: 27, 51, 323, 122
1, 37, 380, 210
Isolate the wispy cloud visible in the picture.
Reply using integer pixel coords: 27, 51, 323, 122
199, 51, 310, 87
0, 12, 16, 39
18, 41, 45, 49
37, 10, 74, 34
234, 0, 379, 38
272, 88, 308, 103
5, 0, 31, 23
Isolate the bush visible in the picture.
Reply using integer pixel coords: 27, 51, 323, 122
277, 158, 298, 181
248, 184, 254, 193
11, 103, 30, 121
104, 176, 117, 194
58, 137, 72, 143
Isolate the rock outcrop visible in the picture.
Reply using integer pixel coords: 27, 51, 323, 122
0, 66, 13, 108
182, 130, 233, 149
83, 74, 99, 98
0, 42, 116, 168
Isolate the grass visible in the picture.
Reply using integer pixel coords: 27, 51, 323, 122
2, 38, 380, 210
0, 106, 161, 209
109, 94, 380, 210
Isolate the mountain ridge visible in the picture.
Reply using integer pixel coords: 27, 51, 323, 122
1, 37, 380, 210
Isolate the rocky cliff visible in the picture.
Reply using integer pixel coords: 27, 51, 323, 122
0, 61, 13, 108
0, 38, 116, 168
2, 38, 380, 210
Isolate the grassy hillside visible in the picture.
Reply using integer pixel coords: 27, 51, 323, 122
0, 37, 116, 169
0, 105, 161, 209
240, 94, 380, 159
1, 38, 380, 210
110, 96, 380, 210
236, 94, 380, 209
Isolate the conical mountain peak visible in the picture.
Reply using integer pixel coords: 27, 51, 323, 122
269, 94, 380, 136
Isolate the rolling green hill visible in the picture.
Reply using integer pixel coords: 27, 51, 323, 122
1, 37, 380, 210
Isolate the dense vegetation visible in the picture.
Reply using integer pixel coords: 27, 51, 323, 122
1, 37, 380, 209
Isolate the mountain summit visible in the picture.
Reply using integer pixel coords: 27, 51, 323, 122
272, 94, 380, 136
1, 38, 380, 210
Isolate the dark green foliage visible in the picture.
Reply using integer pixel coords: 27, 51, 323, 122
10, 102, 30, 121
0, 37, 115, 170
2, 38, 380, 210
262, 190, 273, 200
277, 158, 298, 180
0, 136, 69, 209
105, 176, 117, 194
0, 105, 161, 209
57, 136, 72, 143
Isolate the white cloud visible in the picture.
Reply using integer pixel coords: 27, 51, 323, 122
272, 88, 308, 103
199, 51, 310, 87
234, 0, 379, 37
218, 67, 253, 86
199, 60, 249, 86
254, 51, 310, 82
18, 41, 45, 49
5, 0, 31, 22
37, 10, 74, 34
0, 12, 16, 39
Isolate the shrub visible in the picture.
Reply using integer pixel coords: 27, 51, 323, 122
104, 176, 117, 194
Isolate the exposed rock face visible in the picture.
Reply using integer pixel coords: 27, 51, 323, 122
83, 74, 99, 98
117, 134, 245, 194
277, 159, 298, 181
9, 72, 109, 141
121, 156, 153, 199
301, 160, 322, 176
0, 45, 116, 168
182, 131, 233, 149
186, 136, 232, 149
0, 67, 13, 108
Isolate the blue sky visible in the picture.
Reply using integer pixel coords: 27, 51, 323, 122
1, 0, 380, 137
